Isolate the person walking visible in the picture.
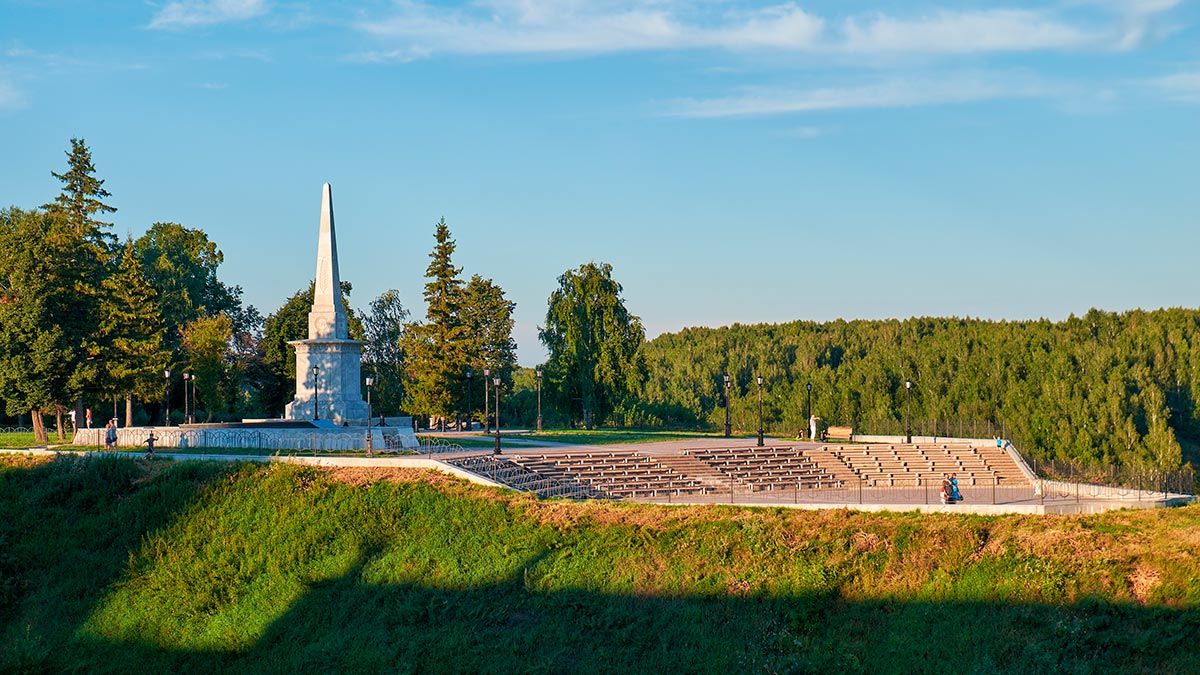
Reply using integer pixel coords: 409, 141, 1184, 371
85, 408, 93, 429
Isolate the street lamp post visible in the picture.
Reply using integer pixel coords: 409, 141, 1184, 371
312, 365, 321, 421
905, 379, 913, 443
483, 368, 491, 433
536, 368, 543, 433
756, 375, 764, 447
365, 376, 374, 454
190, 375, 198, 423
723, 374, 732, 438
493, 376, 502, 455
182, 373, 190, 425
805, 382, 812, 439
163, 369, 171, 426
465, 370, 473, 431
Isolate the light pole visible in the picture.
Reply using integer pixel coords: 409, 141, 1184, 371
365, 376, 374, 454
756, 375, 764, 447
466, 370, 473, 431
182, 373, 191, 424
805, 382, 812, 439
723, 374, 732, 438
163, 369, 171, 426
536, 368, 543, 433
312, 365, 321, 421
904, 379, 913, 443
483, 368, 491, 433
190, 374, 198, 423
493, 376, 502, 455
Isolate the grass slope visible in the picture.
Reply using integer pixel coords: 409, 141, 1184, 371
1, 454, 1197, 673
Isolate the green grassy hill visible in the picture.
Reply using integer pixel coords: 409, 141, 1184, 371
1, 454, 1197, 673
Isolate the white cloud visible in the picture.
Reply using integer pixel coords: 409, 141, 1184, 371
667, 74, 1046, 118
1152, 70, 1200, 102
350, 1, 1184, 60
354, 2, 824, 58
841, 10, 1097, 54
149, 0, 269, 30
0, 77, 27, 110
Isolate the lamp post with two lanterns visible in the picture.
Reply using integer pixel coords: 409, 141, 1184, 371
723, 374, 732, 438
493, 375, 502, 455
365, 376, 374, 453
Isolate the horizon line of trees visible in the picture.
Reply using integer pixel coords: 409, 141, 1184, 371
4, 139, 1194, 472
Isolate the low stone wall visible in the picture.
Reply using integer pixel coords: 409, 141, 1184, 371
73, 426, 418, 451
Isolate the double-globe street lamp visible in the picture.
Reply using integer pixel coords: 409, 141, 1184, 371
723, 374, 732, 438
312, 365, 321, 421
163, 369, 171, 426
182, 372, 191, 425
483, 368, 491, 433
756, 375, 765, 448
904, 379, 913, 443
536, 368, 543, 433
465, 370, 473, 431
805, 382, 812, 439
493, 376, 502, 455
365, 376, 374, 454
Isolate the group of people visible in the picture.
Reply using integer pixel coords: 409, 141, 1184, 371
940, 473, 963, 504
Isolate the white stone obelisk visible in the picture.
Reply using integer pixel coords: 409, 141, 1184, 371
284, 183, 369, 423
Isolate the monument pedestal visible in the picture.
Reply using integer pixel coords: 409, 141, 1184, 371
285, 338, 369, 423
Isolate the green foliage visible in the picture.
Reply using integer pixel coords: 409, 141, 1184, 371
98, 240, 170, 405
362, 289, 409, 415
541, 262, 646, 428
43, 137, 116, 248
461, 274, 518, 420
403, 219, 468, 422
132, 222, 244, 349
1, 456, 1198, 672
181, 314, 233, 422
635, 310, 1199, 469
0, 207, 100, 440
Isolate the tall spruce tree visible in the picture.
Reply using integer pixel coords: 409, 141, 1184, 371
44, 137, 117, 246
402, 218, 467, 427
43, 138, 117, 426
98, 240, 170, 426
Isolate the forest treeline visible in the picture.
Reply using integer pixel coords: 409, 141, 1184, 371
619, 310, 1197, 469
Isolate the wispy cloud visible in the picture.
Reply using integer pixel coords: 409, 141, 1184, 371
353, 1, 824, 59
149, 0, 269, 30
841, 10, 1097, 54
1151, 70, 1200, 102
0, 75, 27, 111
666, 73, 1047, 118
350, 1, 1180, 60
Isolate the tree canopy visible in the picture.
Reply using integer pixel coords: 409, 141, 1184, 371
540, 262, 645, 428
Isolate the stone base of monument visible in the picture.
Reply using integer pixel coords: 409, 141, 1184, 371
72, 418, 418, 452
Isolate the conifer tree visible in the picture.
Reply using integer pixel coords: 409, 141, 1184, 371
460, 274, 517, 419
44, 137, 116, 248
98, 240, 169, 426
402, 218, 467, 427
43, 138, 117, 425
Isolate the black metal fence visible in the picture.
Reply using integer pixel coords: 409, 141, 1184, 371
1027, 457, 1195, 496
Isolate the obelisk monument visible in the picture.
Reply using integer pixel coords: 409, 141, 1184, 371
284, 183, 369, 423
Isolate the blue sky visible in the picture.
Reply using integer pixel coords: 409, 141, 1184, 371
3, 0, 1200, 364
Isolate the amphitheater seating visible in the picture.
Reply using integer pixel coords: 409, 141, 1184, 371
814, 443, 1027, 487
683, 447, 844, 492
447, 454, 605, 499
510, 451, 716, 499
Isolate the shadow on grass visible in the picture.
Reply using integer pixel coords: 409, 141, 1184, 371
1, 456, 1197, 673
